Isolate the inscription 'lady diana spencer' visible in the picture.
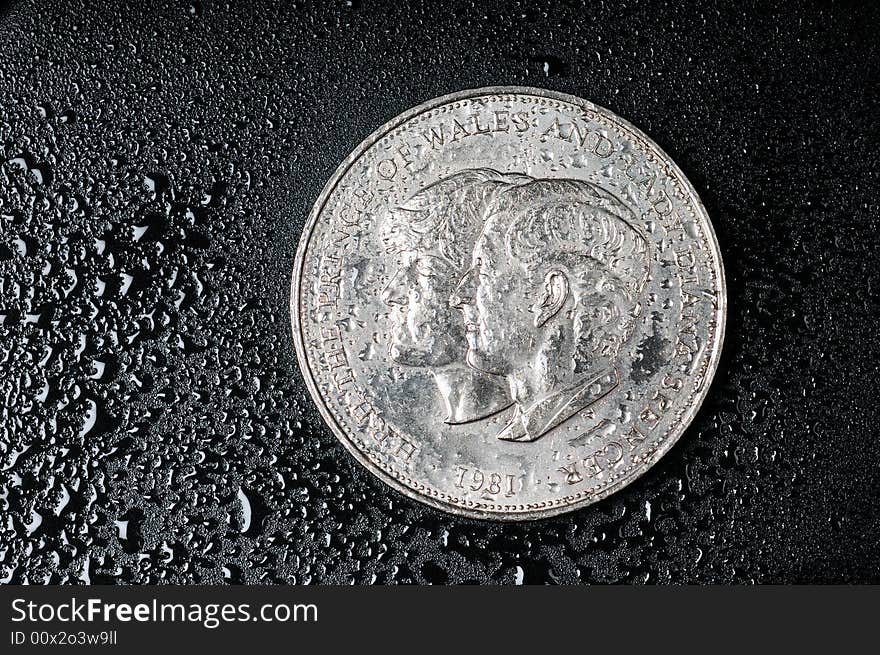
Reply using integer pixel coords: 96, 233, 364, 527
292, 87, 725, 520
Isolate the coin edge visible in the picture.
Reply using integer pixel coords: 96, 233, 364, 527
290, 86, 727, 521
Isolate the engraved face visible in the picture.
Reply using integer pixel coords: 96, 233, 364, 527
379, 169, 524, 370
381, 248, 462, 367
452, 220, 535, 377
376, 169, 524, 425
452, 179, 651, 442
453, 178, 651, 406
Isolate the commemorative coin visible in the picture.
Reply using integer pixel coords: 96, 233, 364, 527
291, 87, 725, 520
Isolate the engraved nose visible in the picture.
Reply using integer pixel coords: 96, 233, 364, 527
381, 268, 408, 306
450, 265, 477, 308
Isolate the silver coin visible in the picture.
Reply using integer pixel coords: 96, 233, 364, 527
291, 87, 725, 520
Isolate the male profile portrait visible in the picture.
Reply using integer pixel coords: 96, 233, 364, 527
379, 169, 527, 424
451, 178, 651, 442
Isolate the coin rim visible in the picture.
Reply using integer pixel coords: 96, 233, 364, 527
291, 86, 727, 521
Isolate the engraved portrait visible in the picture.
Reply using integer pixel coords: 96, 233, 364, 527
379, 169, 528, 424
451, 177, 651, 442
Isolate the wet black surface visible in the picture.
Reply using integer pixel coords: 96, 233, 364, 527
1, 0, 878, 584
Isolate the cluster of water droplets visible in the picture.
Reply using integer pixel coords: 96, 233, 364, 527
1, 0, 877, 584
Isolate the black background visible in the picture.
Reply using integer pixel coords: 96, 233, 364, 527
0, 0, 878, 584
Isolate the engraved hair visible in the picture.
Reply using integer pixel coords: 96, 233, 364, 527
488, 179, 650, 364
382, 169, 530, 269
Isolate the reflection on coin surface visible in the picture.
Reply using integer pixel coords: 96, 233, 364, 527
291, 87, 725, 520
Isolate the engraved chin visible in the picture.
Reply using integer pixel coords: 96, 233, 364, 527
389, 337, 432, 367
466, 347, 505, 375
390, 342, 426, 366
388, 318, 457, 368
464, 330, 504, 375
455, 306, 494, 373
388, 324, 425, 366
463, 315, 515, 375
